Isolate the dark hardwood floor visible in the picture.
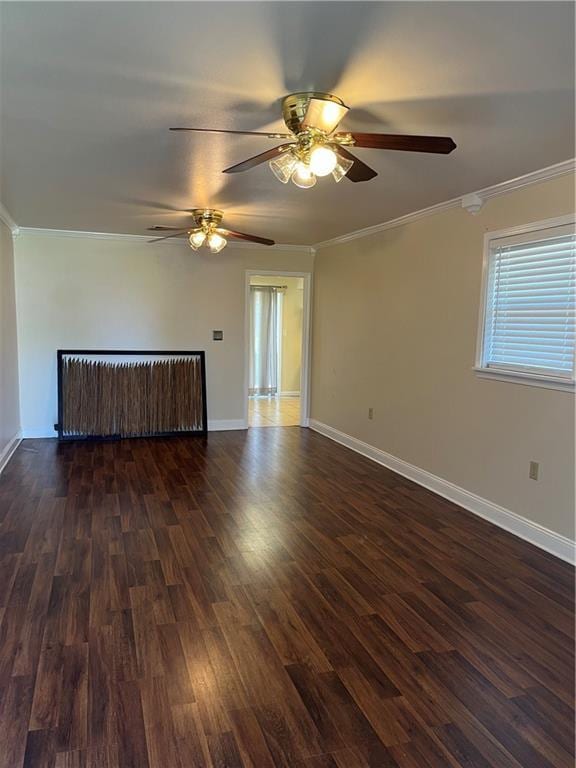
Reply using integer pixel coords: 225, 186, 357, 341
0, 428, 573, 768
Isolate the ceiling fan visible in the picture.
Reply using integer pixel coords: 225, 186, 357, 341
171, 91, 457, 188
148, 208, 274, 253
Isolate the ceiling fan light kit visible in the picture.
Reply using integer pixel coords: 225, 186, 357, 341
186, 209, 227, 253
267, 138, 353, 188
162, 91, 456, 250
148, 208, 274, 252
265, 92, 354, 188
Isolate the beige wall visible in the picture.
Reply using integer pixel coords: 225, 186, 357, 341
250, 275, 304, 393
0, 219, 20, 457
311, 174, 575, 540
14, 234, 313, 435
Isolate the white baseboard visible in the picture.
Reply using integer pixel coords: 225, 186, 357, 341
208, 419, 247, 432
0, 431, 22, 475
21, 428, 56, 439
279, 391, 301, 398
309, 419, 575, 564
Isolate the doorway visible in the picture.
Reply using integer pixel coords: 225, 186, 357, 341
245, 272, 310, 428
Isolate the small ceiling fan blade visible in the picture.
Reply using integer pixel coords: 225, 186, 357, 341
336, 147, 378, 183
170, 127, 291, 139
217, 228, 275, 246
302, 98, 349, 134
223, 143, 295, 174
147, 226, 190, 232
342, 132, 457, 154
148, 230, 189, 243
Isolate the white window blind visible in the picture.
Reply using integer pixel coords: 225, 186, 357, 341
481, 226, 575, 381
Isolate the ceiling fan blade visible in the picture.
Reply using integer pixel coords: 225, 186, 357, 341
302, 98, 349, 134
341, 132, 457, 154
147, 226, 190, 232
223, 143, 295, 174
148, 230, 189, 243
336, 147, 378, 182
170, 127, 291, 139
217, 228, 275, 246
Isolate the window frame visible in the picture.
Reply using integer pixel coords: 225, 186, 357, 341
474, 214, 576, 393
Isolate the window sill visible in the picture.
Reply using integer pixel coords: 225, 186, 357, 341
473, 366, 575, 393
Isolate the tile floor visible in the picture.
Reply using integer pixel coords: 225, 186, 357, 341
249, 395, 301, 427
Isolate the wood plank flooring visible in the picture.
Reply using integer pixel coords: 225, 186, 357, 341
0, 428, 573, 768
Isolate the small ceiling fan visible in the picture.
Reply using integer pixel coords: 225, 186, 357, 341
148, 208, 274, 253
171, 91, 457, 188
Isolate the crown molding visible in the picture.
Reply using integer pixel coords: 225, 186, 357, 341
315, 197, 459, 249
477, 158, 575, 200
0, 202, 19, 235
12, 159, 575, 252
314, 158, 576, 250
16, 227, 314, 254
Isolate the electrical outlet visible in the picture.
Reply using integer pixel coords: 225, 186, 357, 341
529, 461, 539, 481
368, 407, 374, 420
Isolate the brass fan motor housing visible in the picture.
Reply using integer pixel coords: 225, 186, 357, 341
191, 208, 224, 229
282, 92, 346, 135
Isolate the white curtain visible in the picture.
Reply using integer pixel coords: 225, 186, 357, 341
249, 286, 279, 396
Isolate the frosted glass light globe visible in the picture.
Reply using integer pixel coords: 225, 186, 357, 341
189, 230, 206, 250
309, 146, 338, 177
291, 163, 317, 189
207, 232, 227, 253
269, 152, 298, 183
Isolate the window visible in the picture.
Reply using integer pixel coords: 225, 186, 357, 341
476, 218, 575, 391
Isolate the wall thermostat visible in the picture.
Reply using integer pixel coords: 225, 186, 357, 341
212, 330, 224, 341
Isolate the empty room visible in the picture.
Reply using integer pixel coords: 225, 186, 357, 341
0, 2, 574, 767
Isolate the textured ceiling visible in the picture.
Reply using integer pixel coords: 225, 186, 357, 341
1, 1, 574, 244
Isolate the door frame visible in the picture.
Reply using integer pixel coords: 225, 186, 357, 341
276, 289, 284, 398
244, 270, 312, 428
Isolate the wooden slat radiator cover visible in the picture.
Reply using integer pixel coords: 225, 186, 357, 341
56, 350, 207, 439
